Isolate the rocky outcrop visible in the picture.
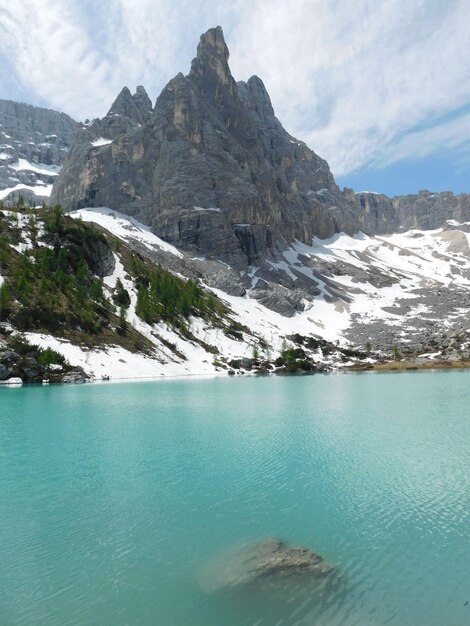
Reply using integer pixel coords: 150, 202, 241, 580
0, 346, 71, 383
107, 86, 153, 127
51, 27, 359, 265
199, 539, 332, 592
50, 28, 470, 264
347, 188, 470, 234
61, 367, 86, 384
0, 363, 12, 380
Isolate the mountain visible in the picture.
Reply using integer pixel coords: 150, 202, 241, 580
1, 27, 470, 382
51, 27, 360, 265
0, 99, 77, 204
51, 27, 470, 262
49, 26, 470, 319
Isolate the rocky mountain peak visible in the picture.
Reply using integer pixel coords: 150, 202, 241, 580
238, 75, 275, 120
133, 85, 153, 119
107, 86, 152, 125
190, 26, 235, 93
51, 26, 357, 263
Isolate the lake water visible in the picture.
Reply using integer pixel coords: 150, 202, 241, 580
1, 372, 469, 625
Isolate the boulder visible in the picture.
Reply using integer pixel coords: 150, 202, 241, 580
199, 539, 332, 592
0, 363, 12, 380
61, 367, 86, 384
19, 356, 42, 382
0, 349, 20, 365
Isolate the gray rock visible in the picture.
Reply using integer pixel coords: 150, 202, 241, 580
61, 367, 86, 384
349, 188, 470, 234
0, 349, 20, 365
108, 85, 152, 126
251, 281, 306, 317
0, 363, 12, 380
199, 539, 332, 592
86, 237, 115, 277
20, 356, 42, 382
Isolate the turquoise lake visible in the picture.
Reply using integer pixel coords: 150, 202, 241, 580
0, 371, 469, 625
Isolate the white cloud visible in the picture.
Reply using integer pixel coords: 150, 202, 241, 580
372, 112, 470, 168
0, 0, 468, 176
227, 0, 470, 175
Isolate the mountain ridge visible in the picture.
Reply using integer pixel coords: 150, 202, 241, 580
50, 26, 470, 265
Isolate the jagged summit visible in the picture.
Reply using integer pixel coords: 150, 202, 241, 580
52, 26, 354, 264
195, 26, 230, 66
107, 86, 152, 124
190, 26, 235, 90
237, 75, 275, 120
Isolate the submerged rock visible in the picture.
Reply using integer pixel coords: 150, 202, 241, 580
199, 539, 332, 592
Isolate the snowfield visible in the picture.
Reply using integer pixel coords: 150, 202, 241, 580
10, 158, 61, 176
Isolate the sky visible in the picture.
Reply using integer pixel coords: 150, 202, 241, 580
0, 0, 469, 196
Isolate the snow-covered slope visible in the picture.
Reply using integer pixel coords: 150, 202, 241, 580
66, 208, 470, 372
4, 205, 470, 382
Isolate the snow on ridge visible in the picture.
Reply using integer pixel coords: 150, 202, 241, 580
0, 183, 53, 199
10, 158, 60, 176
71, 207, 183, 258
91, 137, 113, 147
22, 332, 225, 381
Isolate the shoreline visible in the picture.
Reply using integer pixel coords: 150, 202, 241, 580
348, 358, 470, 372
3, 359, 470, 387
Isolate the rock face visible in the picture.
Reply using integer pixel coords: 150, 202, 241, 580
199, 539, 332, 592
347, 188, 470, 234
0, 99, 78, 203
51, 27, 359, 265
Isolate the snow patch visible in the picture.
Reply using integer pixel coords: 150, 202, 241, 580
71, 207, 183, 258
0, 183, 53, 199
10, 158, 60, 176
91, 137, 113, 147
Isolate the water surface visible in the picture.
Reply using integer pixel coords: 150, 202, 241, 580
1, 371, 469, 625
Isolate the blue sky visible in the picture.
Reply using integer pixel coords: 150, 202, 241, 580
0, 0, 469, 197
